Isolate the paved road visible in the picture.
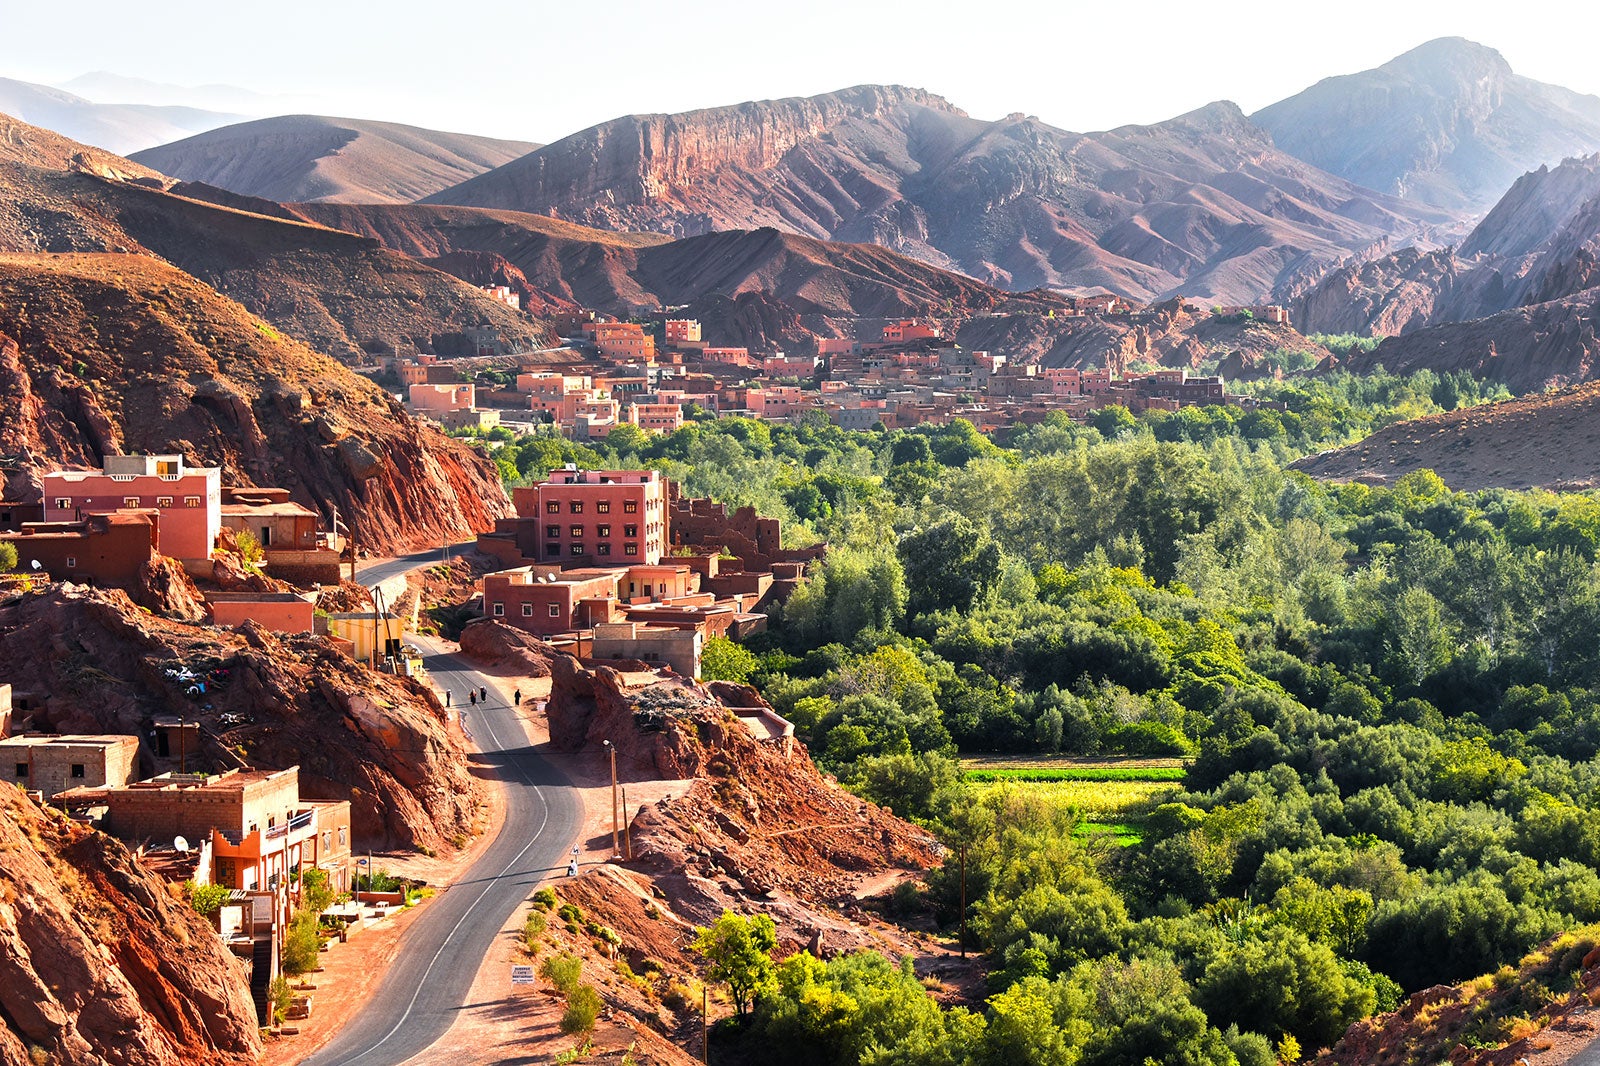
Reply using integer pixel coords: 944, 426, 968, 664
303, 550, 582, 1066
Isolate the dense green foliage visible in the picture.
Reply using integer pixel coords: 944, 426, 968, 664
552, 369, 1594, 1060
965, 766, 1187, 783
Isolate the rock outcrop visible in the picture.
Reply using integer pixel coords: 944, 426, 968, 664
0, 255, 512, 555
0, 585, 481, 850
0, 788, 260, 1066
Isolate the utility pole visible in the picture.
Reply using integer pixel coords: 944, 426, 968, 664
701, 984, 709, 1064
959, 843, 967, 959
603, 740, 620, 858
178, 711, 186, 775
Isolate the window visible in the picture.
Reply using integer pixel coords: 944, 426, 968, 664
643, 584, 653, 597
546, 524, 560, 538
54, 497, 70, 510
65, 555, 77, 569
596, 524, 610, 537
492, 602, 505, 617
570, 543, 584, 556
570, 525, 584, 537
14, 763, 26, 779
625, 544, 638, 556
546, 543, 560, 558
184, 496, 201, 508
521, 603, 533, 617
123, 496, 140, 508
71, 764, 85, 779
596, 543, 611, 556
596, 501, 611, 514
569, 501, 583, 513
546, 501, 560, 514
548, 604, 560, 617
338, 828, 346, 846
624, 525, 638, 538
156, 496, 173, 508
623, 500, 639, 513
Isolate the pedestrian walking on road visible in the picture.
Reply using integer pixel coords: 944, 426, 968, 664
469, 691, 476, 707
479, 686, 487, 703
513, 688, 521, 706
445, 691, 451, 708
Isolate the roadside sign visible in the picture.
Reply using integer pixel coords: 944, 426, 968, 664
511, 965, 535, 985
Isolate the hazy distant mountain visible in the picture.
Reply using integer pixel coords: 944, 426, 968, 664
420, 84, 1448, 303
1253, 38, 1600, 213
131, 116, 540, 204
0, 77, 242, 154
57, 71, 305, 115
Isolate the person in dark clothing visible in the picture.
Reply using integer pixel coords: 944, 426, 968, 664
469, 691, 476, 707
445, 691, 451, 707
513, 688, 521, 706
480, 686, 487, 703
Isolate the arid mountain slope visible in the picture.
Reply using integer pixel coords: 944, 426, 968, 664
131, 115, 539, 204
292, 201, 1065, 320
0, 156, 547, 360
422, 85, 1446, 302
0, 110, 165, 182
1292, 378, 1600, 490
0, 252, 513, 553
1291, 155, 1600, 337
0, 76, 242, 155
0, 787, 260, 1066
1254, 38, 1600, 213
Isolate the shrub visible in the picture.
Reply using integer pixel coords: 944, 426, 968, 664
269, 975, 293, 1025
0, 541, 17, 573
186, 880, 231, 917
560, 984, 602, 1035
281, 911, 322, 975
533, 887, 558, 909
558, 903, 583, 923
541, 953, 583, 995
523, 910, 547, 952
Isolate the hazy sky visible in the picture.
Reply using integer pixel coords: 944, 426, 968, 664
5, 0, 1597, 142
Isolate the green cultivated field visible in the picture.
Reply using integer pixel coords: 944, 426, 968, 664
962, 760, 1186, 845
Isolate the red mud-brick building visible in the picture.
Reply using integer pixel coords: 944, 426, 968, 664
504, 468, 669, 566
0, 511, 158, 588
42, 454, 220, 565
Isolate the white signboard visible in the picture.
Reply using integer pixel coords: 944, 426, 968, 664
510, 965, 535, 985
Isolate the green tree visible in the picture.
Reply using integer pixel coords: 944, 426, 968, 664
281, 911, 322, 975
701, 636, 759, 683
0, 541, 16, 572
899, 515, 1003, 616
694, 911, 778, 1018
560, 984, 602, 1034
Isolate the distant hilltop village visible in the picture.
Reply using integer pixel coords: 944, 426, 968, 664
385, 296, 1290, 439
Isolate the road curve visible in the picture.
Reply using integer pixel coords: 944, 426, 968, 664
302, 547, 582, 1066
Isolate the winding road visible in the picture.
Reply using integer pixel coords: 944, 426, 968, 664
303, 546, 582, 1066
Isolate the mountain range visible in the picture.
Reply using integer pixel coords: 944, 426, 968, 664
25, 39, 1600, 310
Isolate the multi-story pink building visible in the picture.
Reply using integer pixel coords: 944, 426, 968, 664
745, 387, 812, 420
42, 454, 221, 565
582, 322, 656, 362
482, 567, 622, 634
512, 468, 668, 565
627, 403, 684, 434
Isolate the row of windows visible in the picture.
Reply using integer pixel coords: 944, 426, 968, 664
13, 763, 86, 778
54, 496, 201, 509
544, 524, 640, 539
546, 542, 639, 557
544, 498, 643, 515
491, 602, 564, 618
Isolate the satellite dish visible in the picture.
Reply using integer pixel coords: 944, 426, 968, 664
30, 559, 41, 571
173, 835, 189, 853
